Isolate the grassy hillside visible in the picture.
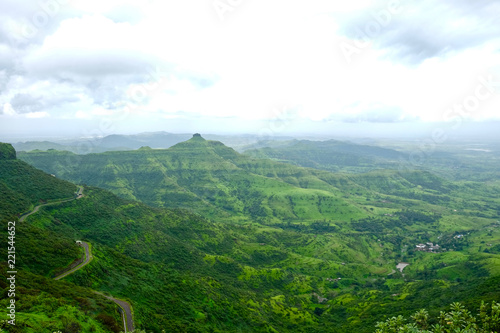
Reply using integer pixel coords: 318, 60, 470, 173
18, 135, 500, 225
5, 138, 500, 332
0, 149, 126, 332
18, 135, 373, 224
243, 139, 405, 173
0, 143, 16, 160
1, 145, 329, 331
6, 184, 500, 332
0, 144, 77, 223
243, 139, 500, 182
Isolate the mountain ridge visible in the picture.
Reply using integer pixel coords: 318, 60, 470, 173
0, 143, 16, 160
4, 138, 500, 332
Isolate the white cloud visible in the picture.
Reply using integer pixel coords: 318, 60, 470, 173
75, 110, 91, 119
2, 103, 17, 115
1, 0, 500, 140
25, 111, 49, 118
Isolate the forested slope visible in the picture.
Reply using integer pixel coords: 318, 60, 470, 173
3, 139, 500, 332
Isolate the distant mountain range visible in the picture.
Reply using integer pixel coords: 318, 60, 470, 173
242, 139, 406, 173
11, 131, 295, 154
241, 138, 500, 181
13, 131, 500, 182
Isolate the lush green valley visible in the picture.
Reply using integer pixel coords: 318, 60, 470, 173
2, 136, 500, 332
242, 138, 500, 182
243, 139, 405, 174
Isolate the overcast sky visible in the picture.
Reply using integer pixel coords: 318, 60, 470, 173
1, 0, 500, 141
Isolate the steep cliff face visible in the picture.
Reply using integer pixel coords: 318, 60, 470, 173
0, 143, 16, 160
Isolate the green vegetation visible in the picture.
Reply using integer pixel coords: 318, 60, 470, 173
2, 136, 500, 332
243, 139, 500, 182
0, 265, 123, 333
0, 143, 16, 161
243, 139, 404, 173
375, 301, 500, 332
0, 156, 76, 223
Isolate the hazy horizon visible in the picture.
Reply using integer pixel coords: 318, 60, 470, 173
2, 119, 500, 145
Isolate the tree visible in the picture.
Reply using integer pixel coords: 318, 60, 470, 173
374, 302, 500, 333
411, 309, 429, 330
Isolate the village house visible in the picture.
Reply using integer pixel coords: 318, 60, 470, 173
415, 242, 440, 252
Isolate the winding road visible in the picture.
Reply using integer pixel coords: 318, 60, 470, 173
54, 242, 135, 332
19, 185, 135, 332
94, 291, 135, 332
54, 241, 93, 280
19, 186, 83, 222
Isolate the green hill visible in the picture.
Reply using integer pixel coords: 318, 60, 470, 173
18, 135, 372, 223
0, 143, 16, 160
2, 144, 334, 331
243, 138, 500, 182
4, 138, 500, 332
17, 135, 500, 224
0, 149, 129, 332
243, 139, 405, 173
0, 142, 385, 331
0, 145, 77, 223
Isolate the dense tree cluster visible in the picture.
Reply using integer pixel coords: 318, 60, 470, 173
375, 302, 500, 333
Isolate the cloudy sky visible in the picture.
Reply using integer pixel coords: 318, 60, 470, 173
1, 0, 500, 141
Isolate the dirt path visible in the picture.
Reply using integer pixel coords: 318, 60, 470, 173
396, 262, 410, 273
19, 185, 135, 332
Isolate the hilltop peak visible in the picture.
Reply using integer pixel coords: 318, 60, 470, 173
191, 133, 205, 140
0, 143, 16, 160
169, 133, 210, 150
